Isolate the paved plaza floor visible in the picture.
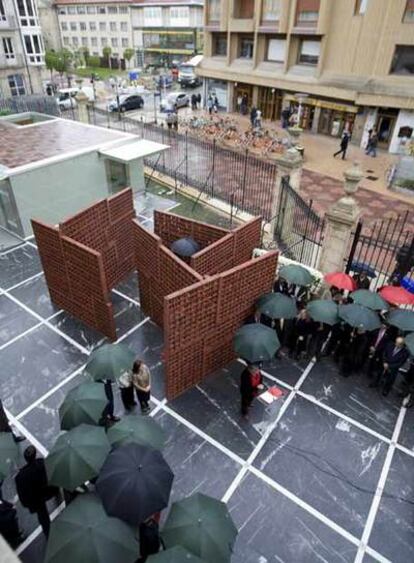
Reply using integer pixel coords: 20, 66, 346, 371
0, 193, 413, 563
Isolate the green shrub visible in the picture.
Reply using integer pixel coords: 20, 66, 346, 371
88, 56, 100, 67
0, 109, 12, 116
395, 178, 414, 191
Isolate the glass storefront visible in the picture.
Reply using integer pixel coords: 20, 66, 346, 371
258, 87, 283, 121
207, 79, 228, 109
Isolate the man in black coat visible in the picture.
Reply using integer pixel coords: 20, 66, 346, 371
15, 446, 54, 537
333, 131, 350, 160
366, 324, 398, 378
0, 483, 24, 548
353, 272, 371, 290
370, 337, 410, 396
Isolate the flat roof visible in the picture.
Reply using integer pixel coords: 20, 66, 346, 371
0, 117, 130, 171
99, 139, 169, 163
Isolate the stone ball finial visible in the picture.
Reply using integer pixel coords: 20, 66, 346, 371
343, 161, 363, 196
75, 89, 88, 104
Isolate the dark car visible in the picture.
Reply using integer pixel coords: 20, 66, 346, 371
108, 94, 144, 112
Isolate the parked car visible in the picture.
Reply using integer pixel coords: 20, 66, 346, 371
57, 88, 78, 110
160, 92, 190, 112
107, 94, 144, 112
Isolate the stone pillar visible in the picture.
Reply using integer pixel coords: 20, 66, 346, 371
75, 90, 90, 124
269, 147, 303, 235
318, 161, 363, 273
252, 85, 259, 107
312, 106, 322, 134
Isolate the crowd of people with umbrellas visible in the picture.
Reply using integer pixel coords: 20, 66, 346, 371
0, 344, 238, 562
235, 263, 414, 418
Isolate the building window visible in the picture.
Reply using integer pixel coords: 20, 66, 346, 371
70, 22, 76, 31
91, 37, 97, 46
17, 0, 38, 26
80, 22, 86, 31
89, 21, 96, 31
119, 6, 128, 13
98, 6, 106, 14
101, 37, 107, 46
170, 6, 189, 25
404, 0, 414, 21
121, 37, 128, 47
0, 0, 5, 20
108, 6, 117, 14
111, 38, 118, 47
2, 37, 14, 58
99, 22, 106, 31
120, 21, 128, 31
297, 11, 319, 22
8, 74, 25, 96
113, 52, 118, 58
239, 36, 254, 58
266, 37, 286, 62
76, 5, 85, 14
212, 33, 227, 56
24, 33, 43, 63
262, 0, 280, 21
234, 0, 254, 19
58, 7, 66, 15
143, 6, 162, 25
81, 37, 88, 46
61, 21, 67, 31
355, 0, 369, 14
390, 45, 414, 75
67, 6, 76, 15
63, 36, 69, 45
110, 22, 117, 31
208, 0, 220, 22
72, 36, 78, 46
298, 39, 321, 65
87, 6, 95, 14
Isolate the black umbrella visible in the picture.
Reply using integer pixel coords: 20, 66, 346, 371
350, 261, 376, 278
96, 443, 174, 525
171, 237, 200, 257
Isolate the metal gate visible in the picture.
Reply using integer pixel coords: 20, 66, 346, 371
273, 176, 325, 268
345, 210, 414, 291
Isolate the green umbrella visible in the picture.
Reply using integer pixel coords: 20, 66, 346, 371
234, 323, 280, 363
350, 289, 389, 311
0, 432, 19, 480
339, 304, 381, 332
44, 493, 138, 563
45, 424, 110, 491
148, 546, 206, 562
256, 293, 297, 319
307, 300, 339, 326
387, 309, 414, 332
162, 493, 238, 563
85, 343, 135, 382
108, 417, 167, 450
59, 382, 108, 431
279, 264, 313, 287
405, 333, 414, 356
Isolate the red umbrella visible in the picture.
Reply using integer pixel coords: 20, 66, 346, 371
324, 272, 356, 291
379, 286, 414, 306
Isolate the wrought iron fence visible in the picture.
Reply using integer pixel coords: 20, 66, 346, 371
272, 176, 325, 268
346, 211, 414, 291
89, 107, 278, 221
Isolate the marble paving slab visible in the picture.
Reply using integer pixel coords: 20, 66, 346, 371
261, 354, 305, 388
253, 395, 388, 537
0, 295, 39, 346
0, 245, 42, 290
300, 358, 401, 439
398, 405, 414, 452
9, 275, 60, 320
228, 472, 358, 563
113, 272, 140, 301
0, 325, 86, 416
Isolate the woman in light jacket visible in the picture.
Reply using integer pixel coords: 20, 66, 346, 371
132, 360, 151, 414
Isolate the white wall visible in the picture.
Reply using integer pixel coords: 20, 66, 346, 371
389, 110, 414, 154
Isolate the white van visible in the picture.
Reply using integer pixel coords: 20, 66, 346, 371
57, 88, 78, 110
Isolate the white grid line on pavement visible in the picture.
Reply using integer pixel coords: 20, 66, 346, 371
117, 316, 150, 343
0, 243, 29, 257
354, 402, 408, 563
25, 241, 37, 249
395, 442, 414, 459
5, 408, 48, 458
3, 271, 44, 293
112, 288, 140, 307
0, 321, 44, 351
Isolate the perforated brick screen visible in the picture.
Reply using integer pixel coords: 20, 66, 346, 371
154, 211, 228, 250
31, 188, 136, 340
164, 251, 278, 399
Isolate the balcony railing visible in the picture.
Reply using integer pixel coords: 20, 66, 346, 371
0, 53, 24, 69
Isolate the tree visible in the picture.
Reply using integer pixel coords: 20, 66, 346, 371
54, 49, 73, 86
45, 50, 57, 81
102, 46, 112, 69
80, 46, 90, 66
123, 48, 135, 68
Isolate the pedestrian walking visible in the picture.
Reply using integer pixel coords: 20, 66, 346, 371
137, 515, 163, 562
196, 93, 201, 108
172, 110, 178, 131
213, 95, 219, 113
241, 94, 248, 115
118, 370, 136, 411
254, 109, 262, 129
308, 322, 330, 361
0, 484, 24, 548
281, 106, 291, 129
240, 364, 263, 418
250, 106, 257, 128
166, 110, 174, 130
366, 129, 378, 157
99, 379, 120, 425
369, 337, 409, 396
132, 360, 151, 414
333, 131, 350, 160
207, 95, 214, 115
191, 93, 197, 110
15, 447, 58, 538
0, 399, 25, 443
366, 323, 397, 378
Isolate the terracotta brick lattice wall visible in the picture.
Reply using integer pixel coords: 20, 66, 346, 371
31, 189, 136, 340
154, 211, 228, 250
164, 251, 278, 399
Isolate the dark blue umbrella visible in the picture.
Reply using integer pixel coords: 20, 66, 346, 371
171, 237, 200, 258
401, 276, 414, 295
350, 261, 376, 278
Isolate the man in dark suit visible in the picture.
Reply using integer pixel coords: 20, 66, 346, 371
0, 483, 24, 548
15, 446, 54, 537
366, 324, 397, 378
353, 272, 370, 290
370, 337, 409, 396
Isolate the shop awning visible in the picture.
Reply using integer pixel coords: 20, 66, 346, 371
284, 95, 359, 114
